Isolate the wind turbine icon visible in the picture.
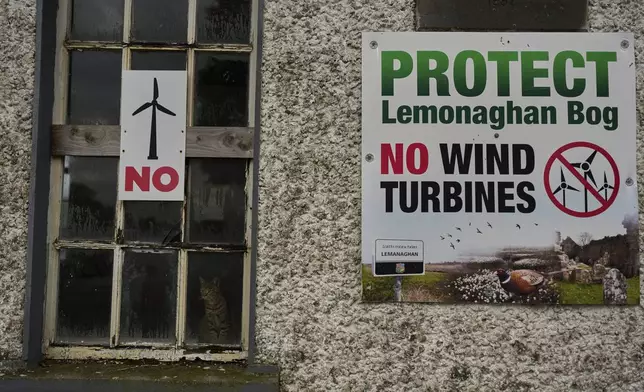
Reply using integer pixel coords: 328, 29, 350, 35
597, 171, 615, 200
132, 77, 176, 160
553, 167, 579, 208
571, 150, 598, 212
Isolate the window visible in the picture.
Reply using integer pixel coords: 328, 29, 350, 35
44, 0, 257, 362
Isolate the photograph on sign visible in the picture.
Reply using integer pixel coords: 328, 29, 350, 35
361, 32, 638, 305
118, 70, 188, 201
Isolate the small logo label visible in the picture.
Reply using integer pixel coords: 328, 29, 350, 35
395, 263, 405, 273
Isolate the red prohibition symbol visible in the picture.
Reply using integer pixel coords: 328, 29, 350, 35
543, 141, 620, 218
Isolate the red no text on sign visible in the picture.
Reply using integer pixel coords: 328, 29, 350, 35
381, 143, 429, 175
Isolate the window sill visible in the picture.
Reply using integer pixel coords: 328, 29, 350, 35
0, 360, 279, 392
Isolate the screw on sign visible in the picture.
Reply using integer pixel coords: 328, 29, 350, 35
543, 141, 620, 218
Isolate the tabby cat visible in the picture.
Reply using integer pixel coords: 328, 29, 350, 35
198, 276, 231, 343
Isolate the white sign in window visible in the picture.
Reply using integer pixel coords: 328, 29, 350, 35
118, 70, 188, 201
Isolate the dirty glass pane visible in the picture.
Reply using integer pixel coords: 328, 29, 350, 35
197, 0, 251, 44
131, 0, 188, 43
120, 251, 177, 343
60, 157, 118, 240
56, 249, 113, 344
187, 159, 247, 244
68, 50, 122, 125
70, 0, 124, 41
124, 202, 183, 244
194, 53, 249, 126
131, 51, 187, 71
186, 252, 243, 345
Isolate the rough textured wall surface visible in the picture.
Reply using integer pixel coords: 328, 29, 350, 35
256, 0, 644, 391
0, 0, 36, 359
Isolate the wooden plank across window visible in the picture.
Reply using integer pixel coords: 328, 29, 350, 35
51, 125, 253, 158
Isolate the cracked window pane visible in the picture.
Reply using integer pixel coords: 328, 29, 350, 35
131, 0, 188, 43
60, 157, 118, 240
120, 251, 177, 343
197, 0, 251, 44
57, 249, 113, 344
124, 202, 183, 244
68, 50, 122, 125
187, 159, 247, 244
131, 51, 187, 71
185, 252, 243, 345
194, 52, 249, 126
70, 0, 124, 41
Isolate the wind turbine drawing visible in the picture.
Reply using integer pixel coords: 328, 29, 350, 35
597, 171, 615, 200
570, 150, 599, 212
553, 167, 579, 208
132, 77, 176, 160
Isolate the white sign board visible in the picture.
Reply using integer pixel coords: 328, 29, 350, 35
118, 70, 188, 201
373, 239, 424, 276
361, 32, 639, 305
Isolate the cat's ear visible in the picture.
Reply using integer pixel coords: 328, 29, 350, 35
199, 276, 206, 285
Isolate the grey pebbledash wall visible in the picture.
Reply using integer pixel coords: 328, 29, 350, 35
0, 0, 36, 360
255, 0, 644, 391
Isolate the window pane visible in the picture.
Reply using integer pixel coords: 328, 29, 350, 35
120, 251, 177, 343
187, 159, 246, 244
68, 50, 122, 125
194, 53, 249, 126
57, 249, 113, 344
131, 0, 188, 43
186, 252, 243, 345
131, 51, 187, 71
124, 201, 183, 244
70, 0, 124, 41
197, 0, 251, 44
60, 157, 118, 240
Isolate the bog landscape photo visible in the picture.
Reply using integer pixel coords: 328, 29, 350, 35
362, 213, 639, 305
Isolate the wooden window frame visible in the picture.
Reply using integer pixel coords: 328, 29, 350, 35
42, 0, 259, 362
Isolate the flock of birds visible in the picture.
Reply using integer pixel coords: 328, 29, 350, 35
440, 221, 539, 250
